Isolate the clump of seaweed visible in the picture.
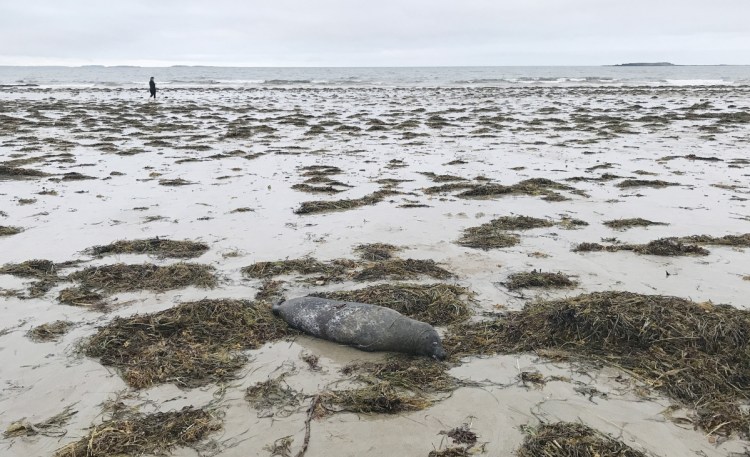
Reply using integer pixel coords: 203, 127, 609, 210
242, 258, 353, 282
158, 178, 193, 186
255, 279, 286, 302
353, 258, 454, 281
294, 190, 396, 215
516, 422, 647, 457
319, 382, 430, 415
444, 291, 750, 436
455, 178, 575, 201
68, 263, 217, 294
82, 299, 296, 388
85, 238, 210, 259
558, 217, 589, 230
617, 179, 679, 188
573, 238, 710, 256
53, 407, 221, 457
423, 182, 477, 195
26, 320, 74, 342
58, 286, 107, 308
315, 283, 472, 326
0, 259, 79, 298
341, 356, 456, 392
679, 233, 750, 248
504, 271, 577, 290
4, 406, 77, 439
299, 165, 342, 176
0, 165, 48, 179
457, 216, 553, 250
603, 218, 668, 230
291, 183, 344, 194
354, 243, 402, 261
0, 226, 22, 236
245, 375, 304, 417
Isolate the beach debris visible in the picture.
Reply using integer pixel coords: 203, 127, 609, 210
246, 375, 304, 418
294, 189, 398, 215
0, 259, 80, 298
57, 285, 108, 308
603, 218, 669, 230
444, 291, 750, 436
85, 238, 209, 259
68, 262, 217, 293
503, 271, 577, 290
354, 243, 402, 261
0, 225, 22, 236
342, 356, 456, 393
573, 238, 709, 256
457, 216, 553, 250
4, 405, 77, 438
53, 407, 220, 457
318, 382, 430, 415
158, 178, 193, 186
315, 283, 472, 326
255, 279, 286, 301
82, 299, 295, 388
616, 179, 679, 188
352, 258, 454, 281
0, 165, 48, 179
26, 320, 74, 342
516, 422, 647, 457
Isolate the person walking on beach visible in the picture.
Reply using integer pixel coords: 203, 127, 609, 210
149, 77, 157, 99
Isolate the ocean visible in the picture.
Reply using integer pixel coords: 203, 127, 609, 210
1, 65, 749, 89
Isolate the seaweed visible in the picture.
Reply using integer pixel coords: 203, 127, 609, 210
354, 243, 402, 261
352, 258, 454, 281
444, 291, 750, 436
504, 271, 577, 290
26, 320, 74, 342
457, 216, 553, 250
616, 179, 679, 188
341, 356, 456, 392
315, 283, 472, 326
245, 375, 304, 417
294, 190, 396, 215
573, 238, 710, 256
0, 165, 48, 179
0, 225, 22, 236
158, 178, 193, 186
85, 238, 209, 259
68, 263, 217, 294
4, 406, 77, 439
53, 407, 220, 457
81, 299, 296, 388
319, 382, 431, 415
242, 258, 353, 281
516, 422, 647, 457
57, 286, 108, 308
603, 218, 668, 230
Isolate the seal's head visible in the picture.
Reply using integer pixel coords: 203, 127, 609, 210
415, 327, 448, 361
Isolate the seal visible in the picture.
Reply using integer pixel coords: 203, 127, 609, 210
273, 296, 448, 360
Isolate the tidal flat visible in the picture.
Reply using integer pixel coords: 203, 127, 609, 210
1, 84, 749, 456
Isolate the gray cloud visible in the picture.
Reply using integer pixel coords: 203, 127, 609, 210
1, 0, 748, 65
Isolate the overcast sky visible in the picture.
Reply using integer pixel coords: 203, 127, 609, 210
1, 0, 747, 66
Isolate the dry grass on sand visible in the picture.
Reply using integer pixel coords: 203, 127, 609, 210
85, 238, 209, 259
516, 422, 647, 457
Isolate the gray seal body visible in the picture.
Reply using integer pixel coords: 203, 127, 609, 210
273, 296, 448, 360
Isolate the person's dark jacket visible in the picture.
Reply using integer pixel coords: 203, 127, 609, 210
149, 80, 156, 94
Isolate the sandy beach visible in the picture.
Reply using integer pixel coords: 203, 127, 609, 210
1, 83, 749, 456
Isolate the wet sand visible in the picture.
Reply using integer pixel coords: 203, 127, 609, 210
1, 84, 749, 456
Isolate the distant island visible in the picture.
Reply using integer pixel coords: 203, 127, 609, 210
615, 62, 676, 67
